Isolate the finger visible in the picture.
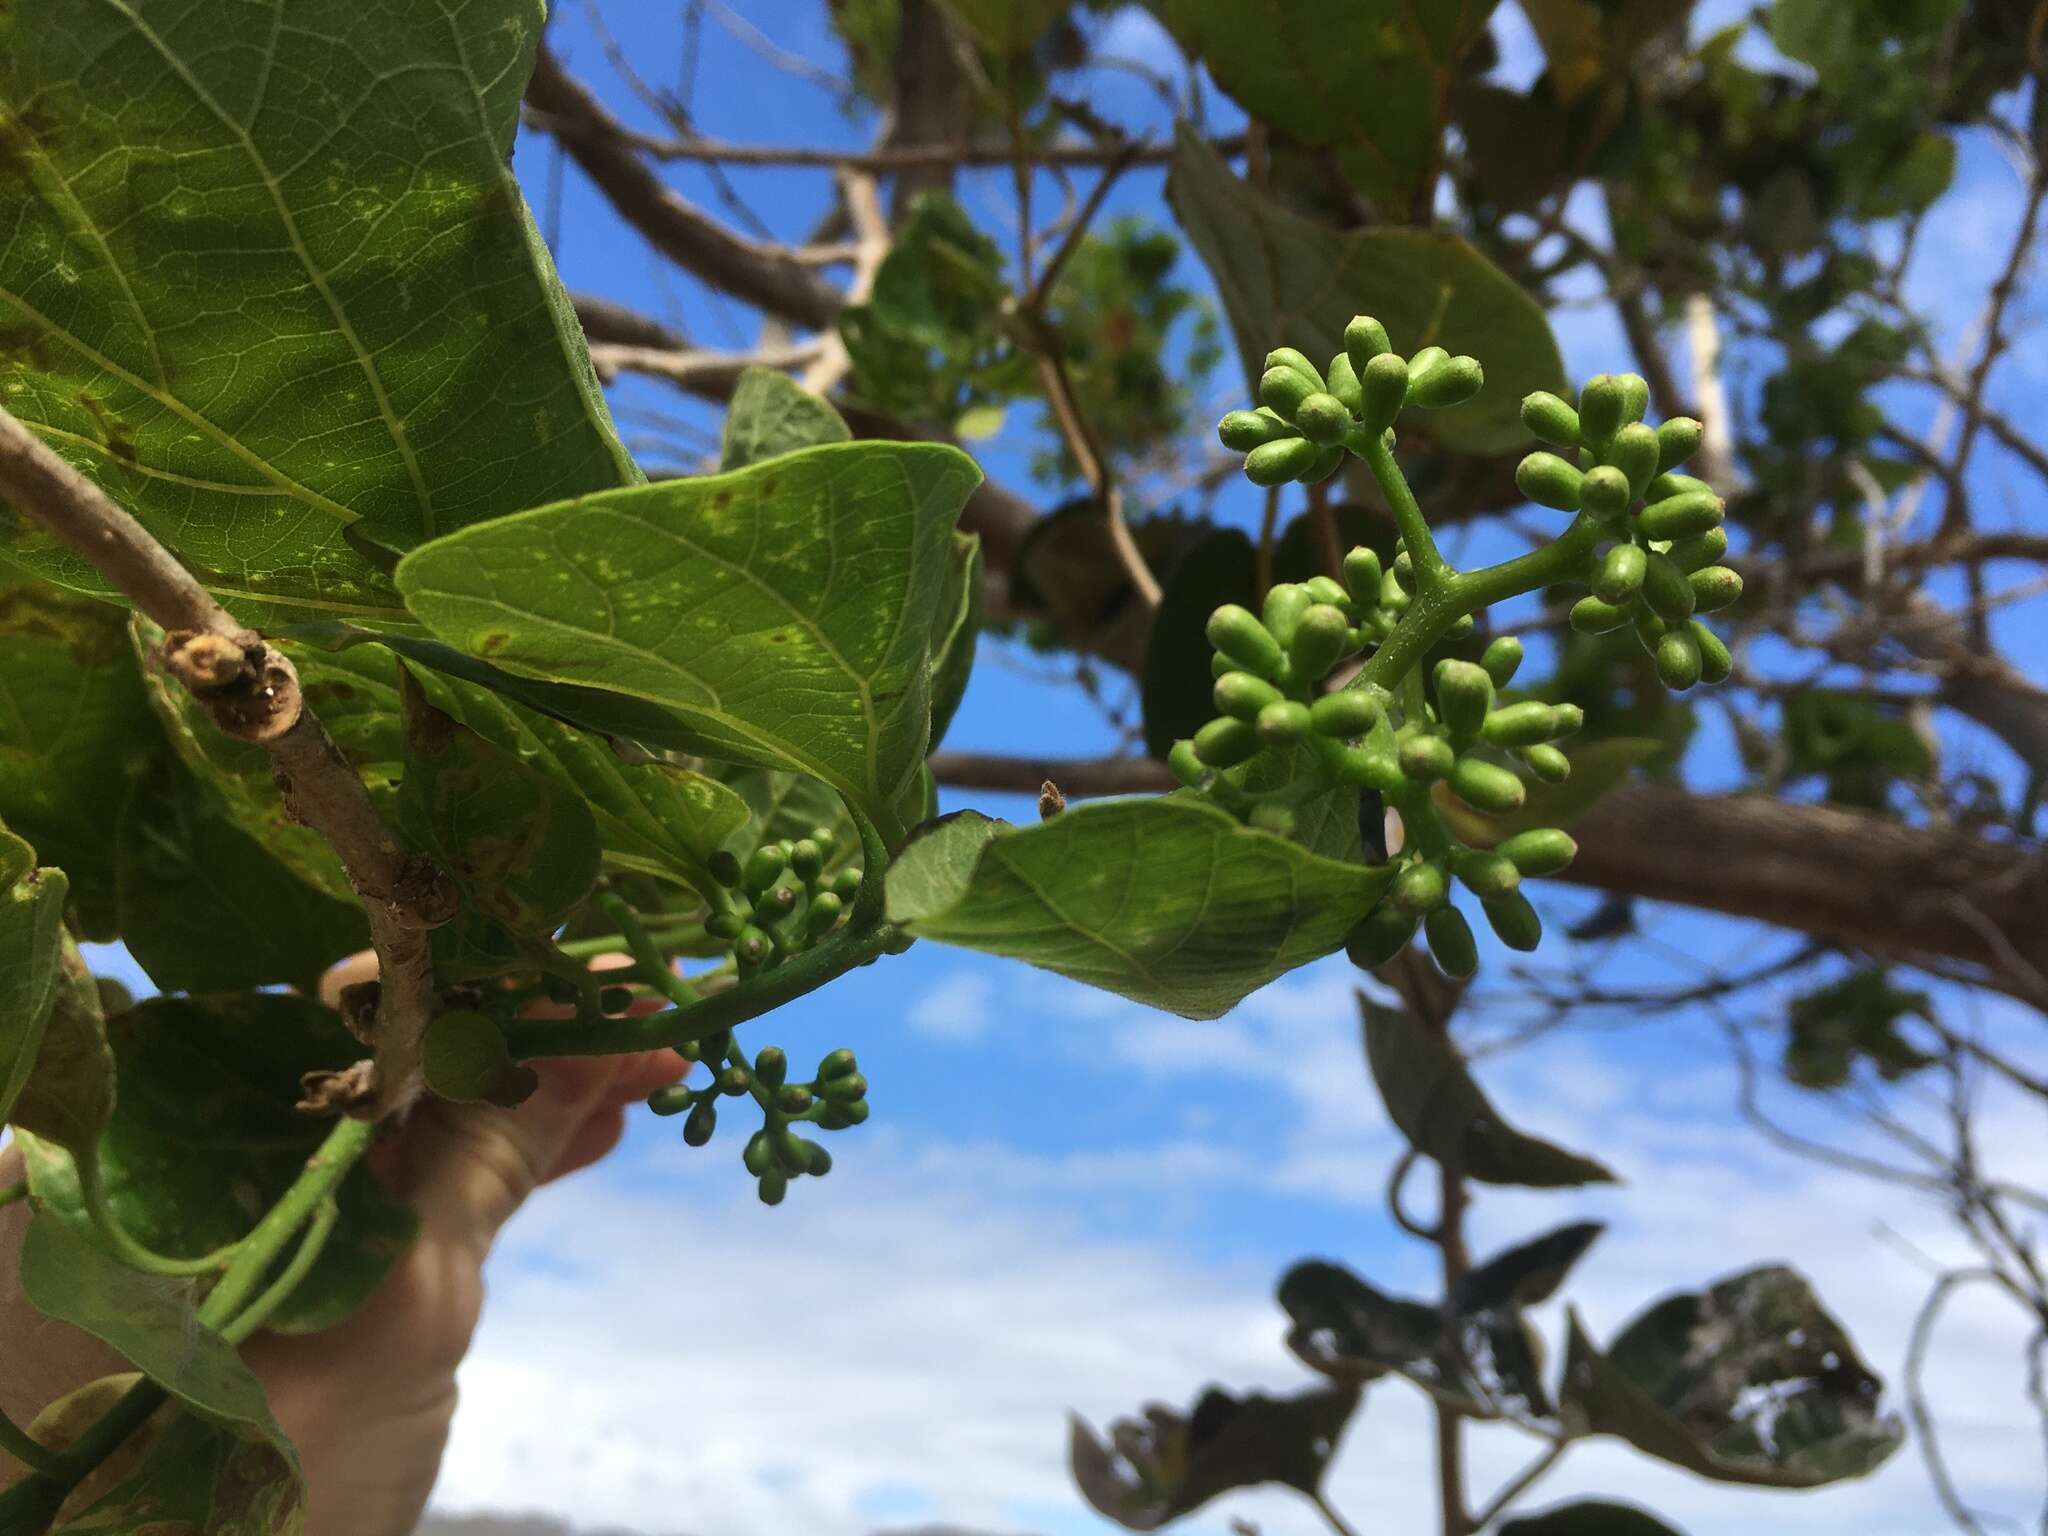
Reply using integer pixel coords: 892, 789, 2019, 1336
541, 1104, 628, 1184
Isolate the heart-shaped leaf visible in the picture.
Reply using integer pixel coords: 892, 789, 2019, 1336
423, 1010, 540, 1108
1562, 1266, 1904, 1487
1070, 1384, 1359, 1531
1168, 129, 1565, 454
886, 801, 1398, 1018
720, 367, 852, 470
0, 0, 633, 618
0, 822, 69, 1128
1498, 1501, 1688, 1536
19, 992, 415, 1334
1360, 993, 1615, 1186
395, 441, 982, 839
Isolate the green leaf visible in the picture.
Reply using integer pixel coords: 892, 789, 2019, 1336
1517, 0, 1696, 103
1167, 129, 1566, 454
1359, 992, 1615, 1185
1783, 966, 1937, 1090
0, 0, 633, 619
115, 766, 369, 994
0, 577, 162, 936
1562, 1267, 1905, 1487
1141, 528, 1256, 760
395, 441, 984, 840
928, 532, 983, 751
1498, 1501, 1688, 1536
1455, 1221, 1605, 1313
423, 1009, 539, 1107
19, 992, 415, 1335
1069, 1384, 1359, 1532
55, 1409, 303, 1535
0, 821, 68, 1128
887, 801, 1397, 1018
7, 938, 114, 1155
720, 367, 851, 470
1156, 0, 1500, 215
398, 668, 600, 934
938, 0, 1067, 53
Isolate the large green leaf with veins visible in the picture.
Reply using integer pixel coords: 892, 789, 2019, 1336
1168, 129, 1564, 454
395, 441, 983, 839
0, 0, 633, 619
886, 799, 1397, 1017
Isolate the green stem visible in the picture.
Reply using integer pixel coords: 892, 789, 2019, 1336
0, 1406, 60, 1475
197, 1115, 375, 1332
0, 1375, 168, 1532
1361, 435, 1449, 591
594, 890, 702, 1008
219, 1199, 339, 1347
557, 920, 707, 961
77, 1151, 237, 1278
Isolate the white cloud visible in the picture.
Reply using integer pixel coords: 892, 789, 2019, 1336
908, 972, 999, 1043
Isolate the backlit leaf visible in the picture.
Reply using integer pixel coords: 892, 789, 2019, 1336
423, 1009, 539, 1108
720, 367, 851, 471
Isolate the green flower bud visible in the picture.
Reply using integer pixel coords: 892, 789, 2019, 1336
1265, 347, 1325, 390
1482, 890, 1543, 952
754, 1045, 788, 1090
709, 849, 744, 888
1633, 607, 1669, 653
699, 1030, 732, 1063
1641, 549, 1697, 621
1346, 901, 1418, 968
777, 1083, 813, 1115
1594, 543, 1648, 605
705, 908, 747, 941
1168, 738, 1207, 788
1300, 444, 1346, 484
1647, 472, 1714, 503
718, 1065, 752, 1096
743, 845, 787, 894
1392, 548, 1413, 582
744, 1129, 775, 1176
1692, 620, 1733, 684
1360, 352, 1410, 430
805, 1143, 834, 1177
1613, 373, 1650, 426
819, 1071, 868, 1103
1263, 583, 1312, 646
1498, 828, 1577, 877
1656, 416, 1704, 472
1637, 490, 1724, 540
1607, 422, 1661, 498
1669, 527, 1730, 574
818, 1047, 858, 1080
1295, 392, 1352, 447
1245, 436, 1320, 485
1424, 905, 1479, 980
1433, 659, 1495, 741
1518, 743, 1572, 783
1310, 688, 1381, 738
1257, 699, 1312, 745
1406, 345, 1449, 381
1580, 465, 1632, 522
1578, 375, 1625, 445
1689, 565, 1743, 612
1442, 613, 1476, 642
1301, 575, 1352, 610
757, 1171, 788, 1207
1380, 567, 1411, 613
648, 1084, 693, 1117
1655, 625, 1703, 691
805, 891, 844, 936
1218, 409, 1297, 451
1516, 451, 1584, 512
1521, 390, 1580, 447
734, 926, 772, 968
1399, 733, 1456, 783
1569, 595, 1630, 634
1289, 604, 1352, 680
1410, 353, 1483, 409
1325, 351, 1364, 414
830, 867, 863, 902
1481, 635, 1524, 687
1193, 716, 1261, 768
1343, 546, 1383, 602
840, 1098, 872, 1125
1550, 702, 1584, 736
789, 838, 824, 882
1215, 669, 1284, 721
1206, 604, 1287, 679
1344, 315, 1392, 373
1481, 700, 1561, 748
764, 882, 800, 916
1450, 755, 1526, 816
1394, 860, 1449, 915
683, 1097, 718, 1148
1453, 848, 1521, 899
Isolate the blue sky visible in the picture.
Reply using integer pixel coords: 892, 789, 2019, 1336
87, 3, 2048, 1533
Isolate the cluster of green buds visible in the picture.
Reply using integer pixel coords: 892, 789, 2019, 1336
652, 1039, 869, 1205
1217, 317, 1484, 485
705, 829, 860, 975
1516, 375, 1739, 692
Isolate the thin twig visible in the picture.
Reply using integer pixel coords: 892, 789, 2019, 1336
800, 169, 890, 396
1907, 1268, 2008, 1535
1470, 1439, 1568, 1529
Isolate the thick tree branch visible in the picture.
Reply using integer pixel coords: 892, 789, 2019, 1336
0, 407, 453, 1118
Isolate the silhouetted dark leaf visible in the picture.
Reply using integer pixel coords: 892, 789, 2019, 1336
1141, 528, 1256, 759
1784, 967, 1936, 1091
1454, 1222, 1605, 1314
1498, 1500, 1687, 1536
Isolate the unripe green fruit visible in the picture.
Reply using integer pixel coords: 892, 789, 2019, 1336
1579, 374, 1625, 445
1409, 354, 1483, 409
744, 1130, 774, 1176
806, 891, 844, 936
1657, 416, 1704, 471
1345, 315, 1392, 372
1689, 565, 1743, 612
819, 1047, 858, 1079
734, 926, 772, 967
840, 1098, 872, 1126
777, 1083, 813, 1115
1521, 390, 1580, 447
648, 1084, 692, 1117
718, 1065, 752, 1096
1343, 546, 1382, 601
1613, 373, 1650, 425
1580, 465, 1632, 522
1258, 699, 1312, 745
1168, 738, 1206, 787
1550, 702, 1583, 736
1655, 625, 1703, 691
1641, 549, 1696, 620
1647, 472, 1714, 503
819, 1071, 868, 1103
1266, 347, 1325, 389
1346, 901, 1418, 968
1570, 595, 1630, 634
1245, 436, 1320, 485
1669, 527, 1730, 573
1434, 659, 1495, 740
1218, 409, 1297, 451
1519, 743, 1571, 782
1482, 700, 1561, 748
790, 838, 824, 882
1607, 422, 1661, 498
1481, 635, 1524, 687
1295, 392, 1351, 447
830, 868, 863, 901
1425, 905, 1479, 979
1692, 620, 1733, 684
709, 849, 743, 888
1498, 828, 1577, 877
1483, 890, 1543, 951
1311, 688, 1381, 737
684, 1098, 717, 1147
1207, 604, 1286, 678
1289, 604, 1351, 679
744, 845, 787, 894
1453, 848, 1520, 899
1263, 583, 1312, 646
754, 1045, 788, 1089
1301, 575, 1351, 610
1394, 860, 1449, 915
706, 908, 747, 941
1193, 716, 1261, 768
1638, 490, 1724, 540
1399, 733, 1456, 782
1360, 352, 1411, 429
1450, 755, 1526, 815
1325, 351, 1364, 414
1517, 451, 1584, 511
1407, 345, 1449, 380
1215, 669, 1284, 720
776, 1128, 811, 1175
805, 1143, 834, 1177
757, 1171, 788, 1206
1595, 543, 1648, 605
